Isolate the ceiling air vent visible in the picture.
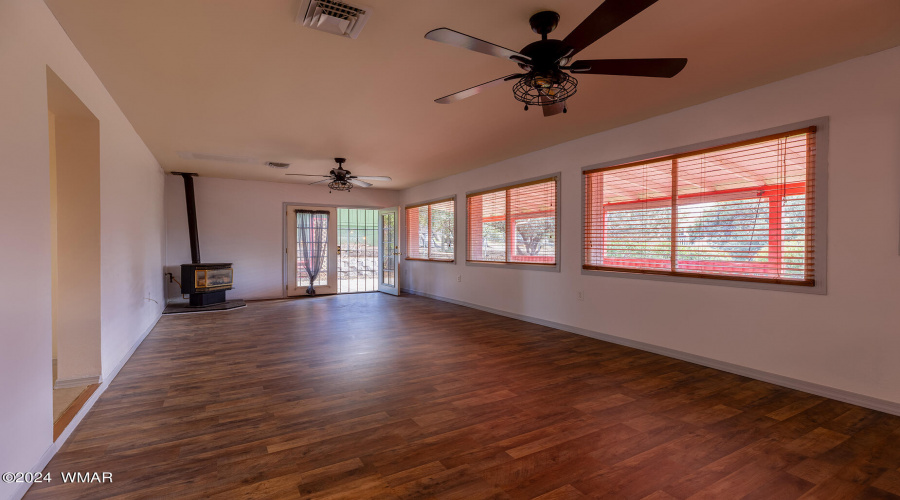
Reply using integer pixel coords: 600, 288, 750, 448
265, 162, 291, 169
177, 151, 260, 164
296, 0, 372, 39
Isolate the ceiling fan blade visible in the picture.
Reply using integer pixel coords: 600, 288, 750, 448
308, 179, 331, 185
542, 99, 566, 117
425, 28, 531, 62
568, 58, 687, 78
285, 173, 330, 177
435, 74, 521, 104
563, 0, 659, 57
352, 176, 392, 181
348, 179, 373, 188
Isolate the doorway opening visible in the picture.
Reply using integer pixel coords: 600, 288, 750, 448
286, 206, 400, 297
336, 208, 379, 293
47, 67, 102, 439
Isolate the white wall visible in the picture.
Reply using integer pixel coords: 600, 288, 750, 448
0, 1, 165, 498
400, 46, 900, 407
165, 176, 400, 300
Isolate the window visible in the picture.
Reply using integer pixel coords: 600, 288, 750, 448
584, 127, 817, 286
467, 176, 558, 266
405, 198, 455, 261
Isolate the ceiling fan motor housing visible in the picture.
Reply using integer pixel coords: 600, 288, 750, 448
330, 169, 350, 180
517, 38, 572, 71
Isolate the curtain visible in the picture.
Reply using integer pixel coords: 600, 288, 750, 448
297, 210, 329, 295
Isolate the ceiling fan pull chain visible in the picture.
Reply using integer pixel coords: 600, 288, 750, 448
524, 104, 529, 111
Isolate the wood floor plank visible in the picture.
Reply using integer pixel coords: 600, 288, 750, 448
532, 484, 587, 500
24, 294, 900, 499
873, 469, 900, 497
53, 383, 100, 441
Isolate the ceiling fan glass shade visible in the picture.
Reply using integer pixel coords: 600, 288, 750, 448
512, 71, 577, 106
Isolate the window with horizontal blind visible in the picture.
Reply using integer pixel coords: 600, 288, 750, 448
584, 127, 817, 286
405, 198, 455, 261
467, 176, 558, 266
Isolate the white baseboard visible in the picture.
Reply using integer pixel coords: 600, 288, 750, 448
401, 287, 900, 417
53, 376, 101, 389
12, 313, 162, 500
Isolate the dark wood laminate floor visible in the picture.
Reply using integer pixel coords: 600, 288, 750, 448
26, 294, 900, 499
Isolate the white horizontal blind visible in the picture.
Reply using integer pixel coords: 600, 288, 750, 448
585, 127, 816, 285
468, 178, 557, 265
405, 198, 454, 261
427, 199, 455, 260
405, 205, 427, 259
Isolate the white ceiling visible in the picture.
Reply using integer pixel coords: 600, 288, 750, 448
44, 0, 900, 189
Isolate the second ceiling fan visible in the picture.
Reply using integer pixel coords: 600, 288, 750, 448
425, 0, 687, 116
285, 158, 391, 192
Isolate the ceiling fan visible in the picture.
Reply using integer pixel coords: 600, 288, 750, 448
285, 158, 392, 191
425, 0, 687, 116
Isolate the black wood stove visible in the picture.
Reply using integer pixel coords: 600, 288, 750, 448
180, 262, 233, 307
174, 172, 234, 308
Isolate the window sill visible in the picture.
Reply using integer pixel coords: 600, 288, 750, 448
581, 266, 824, 294
405, 258, 455, 264
466, 260, 560, 272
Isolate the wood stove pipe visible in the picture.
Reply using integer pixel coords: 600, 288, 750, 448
173, 172, 201, 264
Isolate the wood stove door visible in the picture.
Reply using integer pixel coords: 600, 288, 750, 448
286, 205, 338, 296
377, 207, 400, 296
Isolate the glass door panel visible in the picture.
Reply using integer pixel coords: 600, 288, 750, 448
286, 205, 337, 296
336, 208, 379, 293
378, 207, 400, 295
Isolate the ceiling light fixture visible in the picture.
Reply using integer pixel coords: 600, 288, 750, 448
512, 70, 577, 111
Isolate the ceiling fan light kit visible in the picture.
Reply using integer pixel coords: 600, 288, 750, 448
512, 71, 577, 108
424, 0, 687, 117
328, 180, 353, 191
